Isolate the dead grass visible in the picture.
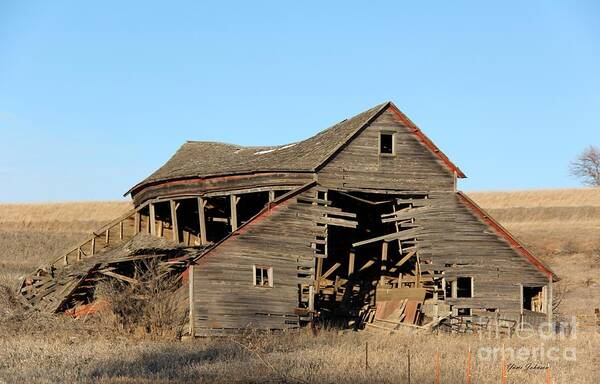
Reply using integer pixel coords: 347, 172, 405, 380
0, 328, 595, 383
0, 194, 599, 383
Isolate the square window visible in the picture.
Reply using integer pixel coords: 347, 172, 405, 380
253, 265, 273, 287
379, 133, 394, 155
457, 277, 473, 298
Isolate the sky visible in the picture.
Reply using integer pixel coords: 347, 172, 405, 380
0, 1, 599, 202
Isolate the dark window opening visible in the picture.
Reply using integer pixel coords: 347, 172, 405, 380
379, 133, 394, 155
254, 266, 273, 287
457, 308, 471, 316
523, 286, 544, 312
457, 277, 473, 298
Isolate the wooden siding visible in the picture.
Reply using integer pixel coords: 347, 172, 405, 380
191, 189, 317, 334
317, 110, 456, 192
417, 192, 548, 313
133, 172, 314, 206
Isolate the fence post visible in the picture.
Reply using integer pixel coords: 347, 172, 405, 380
365, 341, 369, 371
466, 346, 472, 384
501, 345, 507, 384
407, 350, 411, 384
435, 351, 440, 384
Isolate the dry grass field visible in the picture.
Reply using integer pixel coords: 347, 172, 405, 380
0, 189, 599, 383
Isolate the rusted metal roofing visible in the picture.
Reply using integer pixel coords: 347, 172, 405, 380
127, 102, 465, 196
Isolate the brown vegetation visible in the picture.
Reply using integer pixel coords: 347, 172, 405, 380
0, 192, 599, 383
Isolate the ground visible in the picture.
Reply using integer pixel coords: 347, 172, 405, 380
0, 189, 599, 383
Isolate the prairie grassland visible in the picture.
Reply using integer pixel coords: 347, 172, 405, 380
0, 202, 131, 281
0, 328, 596, 384
470, 188, 600, 320
469, 188, 600, 255
0, 190, 599, 383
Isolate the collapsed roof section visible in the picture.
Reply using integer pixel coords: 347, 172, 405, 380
127, 102, 465, 197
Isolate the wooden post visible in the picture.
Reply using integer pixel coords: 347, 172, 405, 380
519, 283, 524, 330
501, 346, 507, 384
547, 277, 553, 323
546, 364, 551, 384
435, 351, 440, 384
90, 237, 96, 255
149, 203, 157, 236
105, 229, 110, 245
348, 251, 355, 275
381, 242, 388, 272
77, 248, 82, 261
197, 197, 207, 245
230, 194, 239, 231
268, 190, 275, 202
189, 265, 195, 337
170, 200, 180, 243
415, 253, 421, 287
134, 212, 141, 234
308, 285, 315, 311
365, 341, 369, 371
158, 220, 164, 237
466, 346, 472, 384
119, 221, 124, 240
315, 257, 323, 292
407, 350, 411, 384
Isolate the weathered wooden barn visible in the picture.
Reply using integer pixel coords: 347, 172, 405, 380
19, 101, 557, 336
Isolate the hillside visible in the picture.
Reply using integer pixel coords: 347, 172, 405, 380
469, 188, 600, 319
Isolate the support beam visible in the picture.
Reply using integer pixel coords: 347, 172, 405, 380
170, 200, 180, 243
197, 197, 207, 245
547, 277, 553, 323
321, 262, 341, 280
308, 285, 315, 311
381, 242, 388, 272
189, 265, 195, 337
315, 258, 323, 291
119, 221, 124, 240
230, 194, 239, 231
134, 212, 141, 234
268, 190, 275, 202
348, 251, 355, 275
149, 203, 157, 236
90, 237, 96, 255
105, 229, 110, 245
158, 220, 164, 237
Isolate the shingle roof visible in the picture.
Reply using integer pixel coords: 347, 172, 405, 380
127, 102, 388, 195
127, 101, 464, 195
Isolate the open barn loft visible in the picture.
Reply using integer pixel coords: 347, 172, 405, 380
19, 101, 558, 336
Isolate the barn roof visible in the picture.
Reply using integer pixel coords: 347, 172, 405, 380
127, 102, 465, 196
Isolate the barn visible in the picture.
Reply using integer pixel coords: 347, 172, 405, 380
19, 101, 557, 336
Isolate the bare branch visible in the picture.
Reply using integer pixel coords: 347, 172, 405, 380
570, 146, 600, 187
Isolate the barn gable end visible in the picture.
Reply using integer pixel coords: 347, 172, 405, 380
317, 105, 459, 192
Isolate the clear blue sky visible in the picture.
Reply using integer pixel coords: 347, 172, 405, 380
1, 1, 599, 202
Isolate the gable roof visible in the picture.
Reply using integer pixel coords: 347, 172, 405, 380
127, 102, 465, 196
